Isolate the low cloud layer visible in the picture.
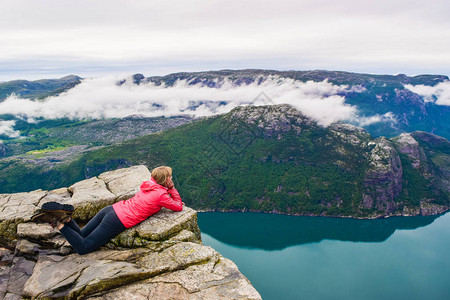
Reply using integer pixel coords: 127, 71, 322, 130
0, 120, 20, 138
0, 75, 393, 134
357, 112, 397, 126
404, 81, 450, 106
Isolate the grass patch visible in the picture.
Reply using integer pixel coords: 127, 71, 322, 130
26, 145, 69, 156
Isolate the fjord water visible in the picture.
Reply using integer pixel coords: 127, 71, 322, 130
198, 212, 450, 300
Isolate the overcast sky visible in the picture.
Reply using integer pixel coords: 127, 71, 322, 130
0, 0, 449, 80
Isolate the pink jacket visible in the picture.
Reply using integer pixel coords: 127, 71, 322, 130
112, 179, 183, 228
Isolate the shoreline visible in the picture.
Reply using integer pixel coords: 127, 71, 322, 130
195, 206, 450, 220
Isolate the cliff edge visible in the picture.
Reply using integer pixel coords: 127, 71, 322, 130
0, 165, 261, 299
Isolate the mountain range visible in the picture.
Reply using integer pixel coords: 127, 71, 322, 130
1, 104, 448, 218
130, 69, 450, 139
1, 70, 448, 141
0, 69, 449, 218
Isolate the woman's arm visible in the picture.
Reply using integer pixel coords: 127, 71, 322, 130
159, 188, 183, 211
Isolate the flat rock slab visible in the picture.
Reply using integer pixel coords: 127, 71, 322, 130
0, 256, 35, 298
151, 257, 261, 300
135, 206, 200, 241
14, 240, 41, 256
98, 165, 151, 200
68, 177, 117, 220
111, 206, 201, 249
38, 188, 72, 207
16, 223, 59, 241
23, 256, 152, 299
69, 177, 116, 205
0, 190, 46, 221
6, 257, 35, 295
89, 255, 261, 300
136, 242, 218, 273
88, 281, 192, 300
82, 248, 153, 262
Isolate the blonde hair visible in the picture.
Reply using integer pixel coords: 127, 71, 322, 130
151, 166, 173, 187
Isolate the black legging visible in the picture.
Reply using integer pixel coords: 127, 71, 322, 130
59, 205, 126, 255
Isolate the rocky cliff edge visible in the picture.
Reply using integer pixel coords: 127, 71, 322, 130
0, 165, 261, 299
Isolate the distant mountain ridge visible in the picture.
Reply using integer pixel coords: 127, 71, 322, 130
126, 69, 449, 86
1, 69, 449, 139
0, 75, 81, 101
119, 69, 450, 139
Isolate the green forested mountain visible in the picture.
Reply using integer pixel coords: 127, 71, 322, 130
1, 104, 448, 218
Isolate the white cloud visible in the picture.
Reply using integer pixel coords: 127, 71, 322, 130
0, 120, 20, 138
356, 112, 397, 126
0, 75, 365, 126
404, 81, 450, 105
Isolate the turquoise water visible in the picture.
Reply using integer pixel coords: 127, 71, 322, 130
198, 212, 450, 300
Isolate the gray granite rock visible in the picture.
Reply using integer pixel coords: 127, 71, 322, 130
420, 201, 448, 216
16, 222, 59, 240
3, 293, 22, 300
38, 187, 72, 207
6, 257, 35, 295
68, 177, 117, 220
0, 190, 46, 221
0, 190, 47, 247
98, 165, 151, 200
87, 281, 192, 300
14, 240, 41, 256
135, 206, 201, 241
109, 206, 201, 251
0, 254, 35, 298
135, 242, 218, 273
23, 256, 152, 299
362, 137, 403, 214
90, 256, 261, 300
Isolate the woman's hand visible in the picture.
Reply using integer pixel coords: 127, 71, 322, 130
166, 176, 174, 189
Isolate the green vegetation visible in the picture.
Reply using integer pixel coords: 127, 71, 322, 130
397, 154, 431, 205
1, 115, 193, 157
26, 145, 69, 156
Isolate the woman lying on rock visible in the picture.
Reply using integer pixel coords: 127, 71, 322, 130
31, 166, 184, 255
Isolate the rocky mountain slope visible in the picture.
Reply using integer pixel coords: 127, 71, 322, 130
0, 166, 261, 299
1, 104, 448, 218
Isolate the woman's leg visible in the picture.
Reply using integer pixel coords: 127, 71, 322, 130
62, 205, 110, 237
59, 206, 126, 255
64, 219, 82, 235
80, 206, 110, 237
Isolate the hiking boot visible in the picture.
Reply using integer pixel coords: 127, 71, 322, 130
31, 211, 56, 223
41, 201, 74, 222
41, 201, 74, 214
31, 211, 61, 229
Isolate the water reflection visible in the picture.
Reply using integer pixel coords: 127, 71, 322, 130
198, 212, 441, 250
